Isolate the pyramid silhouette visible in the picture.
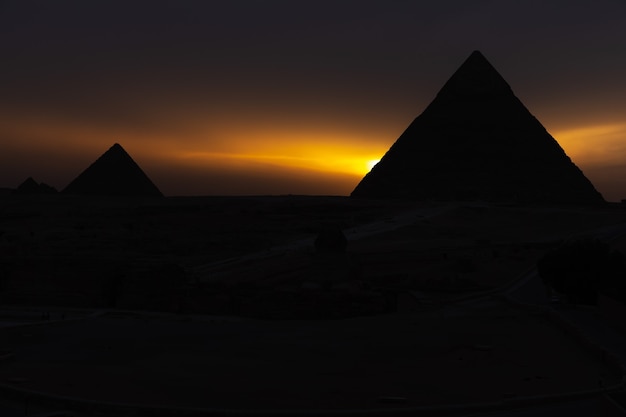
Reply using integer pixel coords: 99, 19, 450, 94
351, 51, 604, 204
63, 143, 163, 197
15, 177, 42, 194
13, 177, 57, 195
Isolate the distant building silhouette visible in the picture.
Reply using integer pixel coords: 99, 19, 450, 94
351, 51, 604, 204
63, 143, 162, 197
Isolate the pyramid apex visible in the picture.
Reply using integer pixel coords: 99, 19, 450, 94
17, 177, 39, 189
467, 50, 489, 63
436, 50, 511, 97
104, 143, 133, 161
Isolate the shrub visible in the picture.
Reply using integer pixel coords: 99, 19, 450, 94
537, 239, 625, 305
314, 227, 347, 254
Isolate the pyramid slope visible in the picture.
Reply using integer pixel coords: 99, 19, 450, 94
63, 144, 163, 197
351, 51, 604, 204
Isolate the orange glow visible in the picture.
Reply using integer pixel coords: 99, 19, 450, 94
367, 159, 380, 171
3, 105, 626, 199
553, 123, 626, 166
176, 148, 383, 177
549, 122, 626, 202
0, 111, 389, 195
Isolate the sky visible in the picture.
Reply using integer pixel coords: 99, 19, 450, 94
1, 0, 625, 199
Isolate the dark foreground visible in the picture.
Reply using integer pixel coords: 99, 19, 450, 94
1, 195, 626, 415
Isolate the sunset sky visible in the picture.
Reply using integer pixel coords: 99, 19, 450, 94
1, 1, 625, 199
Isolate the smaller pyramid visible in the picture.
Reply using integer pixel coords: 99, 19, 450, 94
15, 177, 41, 194
13, 177, 58, 195
63, 144, 163, 197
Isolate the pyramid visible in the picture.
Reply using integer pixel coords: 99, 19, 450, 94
351, 51, 604, 204
13, 177, 57, 195
63, 143, 163, 197
14, 177, 42, 194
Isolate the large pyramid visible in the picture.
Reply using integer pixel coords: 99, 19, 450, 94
63, 143, 163, 197
351, 51, 604, 204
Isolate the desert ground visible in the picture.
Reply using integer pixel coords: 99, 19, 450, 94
1, 195, 626, 414
0, 299, 621, 411
2, 195, 625, 316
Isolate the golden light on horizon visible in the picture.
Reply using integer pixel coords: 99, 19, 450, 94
553, 123, 626, 166
4, 108, 626, 199
176, 149, 383, 177
367, 159, 380, 171
161, 127, 389, 178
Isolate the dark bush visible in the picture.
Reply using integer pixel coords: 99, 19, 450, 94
453, 258, 478, 273
314, 227, 347, 254
537, 239, 625, 305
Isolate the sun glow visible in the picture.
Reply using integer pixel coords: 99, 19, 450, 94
367, 159, 380, 171
173, 130, 387, 178
177, 150, 382, 177
0, 112, 390, 195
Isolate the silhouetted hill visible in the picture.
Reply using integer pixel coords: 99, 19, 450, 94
63, 143, 163, 197
352, 51, 604, 204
